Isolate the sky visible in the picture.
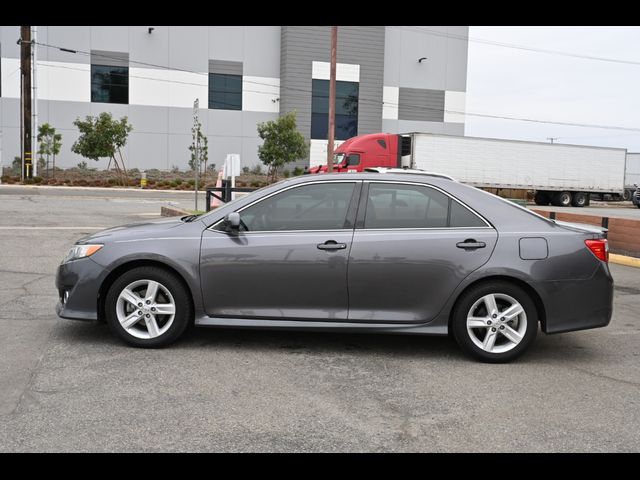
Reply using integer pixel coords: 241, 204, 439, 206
465, 26, 640, 152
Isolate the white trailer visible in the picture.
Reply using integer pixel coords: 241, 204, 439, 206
403, 133, 627, 207
624, 153, 640, 201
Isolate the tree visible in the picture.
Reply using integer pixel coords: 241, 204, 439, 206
257, 111, 308, 182
37, 123, 62, 178
188, 116, 209, 179
71, 112, 133, 186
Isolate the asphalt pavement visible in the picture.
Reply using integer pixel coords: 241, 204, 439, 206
0, 186, 639, 452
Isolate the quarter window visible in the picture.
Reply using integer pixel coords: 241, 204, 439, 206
364, 183, 486, 229
232, 183, 356, 232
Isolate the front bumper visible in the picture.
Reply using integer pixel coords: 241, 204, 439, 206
55, 257, 109, 321
535, 262, 614, 334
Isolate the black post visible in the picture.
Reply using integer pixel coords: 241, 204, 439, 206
550, 211, 556, 220
601, 217, 609, 239
206, 189, 211, 212
224, 180, 232, 203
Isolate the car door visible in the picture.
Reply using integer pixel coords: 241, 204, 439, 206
200, 181, 361, 320
348, 181, 498, 323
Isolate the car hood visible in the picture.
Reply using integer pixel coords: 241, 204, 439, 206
76, 216, 195, 244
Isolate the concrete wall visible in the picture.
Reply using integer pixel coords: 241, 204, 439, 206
1, 25, 468, 172
0, 26, 281, 171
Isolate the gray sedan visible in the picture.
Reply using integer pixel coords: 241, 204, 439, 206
56, 172, 613, 362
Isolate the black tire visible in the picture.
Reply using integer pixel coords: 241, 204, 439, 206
533, 191, 550, 206
623, 189, 632, 201
105, 266, 193, 348
552, 191, 572, 207
451, 281, 538, 363
571, 192, 588, 207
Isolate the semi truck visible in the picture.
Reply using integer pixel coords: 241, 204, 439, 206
307, 132, 627, 207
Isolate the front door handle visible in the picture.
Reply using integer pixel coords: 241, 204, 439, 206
317, 240, 347, 251
456, 239, 486, 250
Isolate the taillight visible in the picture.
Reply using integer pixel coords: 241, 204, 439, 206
585, 239, 609, 263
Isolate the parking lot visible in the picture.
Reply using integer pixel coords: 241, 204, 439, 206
1, 186, 639, 452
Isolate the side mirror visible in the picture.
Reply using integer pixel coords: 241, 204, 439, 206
224, 212, 241, 232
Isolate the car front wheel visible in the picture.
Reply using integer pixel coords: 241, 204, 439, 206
105, 266, 192, 348
451, 281, 538, 363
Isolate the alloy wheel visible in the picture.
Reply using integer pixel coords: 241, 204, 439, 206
116, 279, 176, 339
466, 293, 528, 354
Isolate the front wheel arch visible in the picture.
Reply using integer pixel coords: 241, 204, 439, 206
98, 259, 195, 325
448, 275, 547, 333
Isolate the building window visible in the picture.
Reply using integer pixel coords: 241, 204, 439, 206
311, 79, 358, 140
209, 73, 242, 111
91, 65, 128, 104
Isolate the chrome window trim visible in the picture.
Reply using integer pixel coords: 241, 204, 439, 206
361, 180, 493, 230
207, 180, 361, 233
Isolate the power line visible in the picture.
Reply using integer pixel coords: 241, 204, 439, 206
31, 41, 640, 133
389, 26, 640, 67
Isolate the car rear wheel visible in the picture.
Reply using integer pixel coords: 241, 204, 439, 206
105, 266, 192, 348
451, 281, 538, 363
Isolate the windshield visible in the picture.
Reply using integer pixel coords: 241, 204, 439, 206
333, 153, 345, 165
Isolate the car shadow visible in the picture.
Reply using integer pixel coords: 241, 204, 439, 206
53, 319, 601, 363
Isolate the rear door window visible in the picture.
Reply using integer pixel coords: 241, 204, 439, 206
363, 183, 487, 229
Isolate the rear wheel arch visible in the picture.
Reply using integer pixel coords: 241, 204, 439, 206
98, 259, 195, 324
449, 275, 547, 333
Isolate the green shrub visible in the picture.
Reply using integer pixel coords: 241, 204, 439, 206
174, 178, 183, 185
242, 166, 250, 174
33, 176, 44, 184
107, 178, 118, 185
282, 170, 290, 178
24, 178, 34, 185
251, 165, 263, 175
170, 181, 178, 187
293, 167, 304, 176
188, 179, 195, 186
250, 180, 262, 187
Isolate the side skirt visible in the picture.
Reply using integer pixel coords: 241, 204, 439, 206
195, 316, 448, 335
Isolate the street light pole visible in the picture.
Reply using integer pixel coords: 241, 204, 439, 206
193, 98, 199, 212
326, 26, 337, 173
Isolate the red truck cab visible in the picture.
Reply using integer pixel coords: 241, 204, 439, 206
306, 133, 400, 174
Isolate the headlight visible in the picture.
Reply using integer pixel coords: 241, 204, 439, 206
63, 244, 103, 263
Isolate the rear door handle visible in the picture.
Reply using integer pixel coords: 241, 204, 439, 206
317, 240, 347, 251
456, 239, 486, 250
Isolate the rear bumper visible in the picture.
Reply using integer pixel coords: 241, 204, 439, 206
55, 257, 108, 321
535, 262, 613, 334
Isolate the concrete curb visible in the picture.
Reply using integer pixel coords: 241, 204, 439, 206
610, 254, 640, 268
161, 206, 191, 217
0, 183, 200, 194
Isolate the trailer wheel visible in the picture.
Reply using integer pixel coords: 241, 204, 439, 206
571, 192, 588, 207
534, 191, 551, 206
552, 191, 572, 207
623, 189, 633, 201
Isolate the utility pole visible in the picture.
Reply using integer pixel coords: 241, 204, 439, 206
326, 26, 337, 173
547, 137, 557, 144
193, 98, 200, 212
20, 25, 33, 180
32, 26, 38, 177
